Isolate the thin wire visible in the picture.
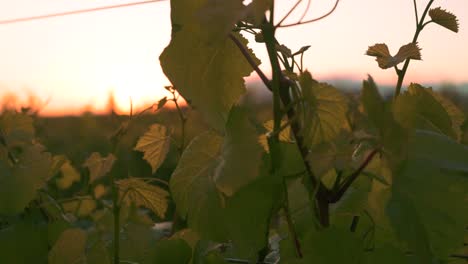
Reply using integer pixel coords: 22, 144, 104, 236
0, 0, 165, 25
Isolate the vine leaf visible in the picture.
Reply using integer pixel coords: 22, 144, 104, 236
426, 89, 465, 141
170, 131, 278, 258
197, 0, 247, 38
117, 178, 169, 218
86, 239, 111, 264
387, 130, 468, 262
214, 107, 263, 196
49, 155, 67, 179
364, 245, 412, 264
285, 228, 363, 263
223, 168, 282, 259
0, 111, 34, 147
156, 96, 168, 110
134, 124, 171, 173
394, 84, 456, 139
62, 198, 96, 217
244, 0, 271, 25
56, 160, 80, 189
361, 77, 408, 166
83, 152, 116, 183
170, 131, 224, 236
299, 71, 349, 147
160, 0, 259, 131
48, 228, 87, 264
119, 222, 159, 263
258, 119, 292, 152
307, 133, 354, 178
0, 144, 52, 215
0, 221, 48, 263
366, 43, 421, 69
152, 239, 192, 264
429, 7, 459, 33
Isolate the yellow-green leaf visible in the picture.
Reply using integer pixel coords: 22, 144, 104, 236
361, 77, 408, 167
0, 111, 34, 147
394, 84, 456, 139
299, 71, 349, 146
117, 178, 169, 218
244, 0, 271, 25
48, 228, 87, 264
160, 0, 259, 130
0, 144, 52, 215
258, 120, 292, 152
214, 107, 263, 196
94, 184, 108, 199
134, 124, 171, 173
429, 7, 459, 33
83, 152, 116, 183
56, 161, 80, 189
49, 155, 67, 179
62, 198, 97, 217
197, 0, 246, 39
426, 89, 465, 141
307, 134, 354, 178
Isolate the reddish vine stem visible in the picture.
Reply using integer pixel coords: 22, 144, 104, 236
277, 0, 340, 28
229, 33, 271, 91
329, 149, 379, 203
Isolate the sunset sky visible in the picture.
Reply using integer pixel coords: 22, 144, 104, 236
0, 0, 467, 115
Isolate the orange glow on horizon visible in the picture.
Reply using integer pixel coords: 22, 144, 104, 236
0, 0, 467, 116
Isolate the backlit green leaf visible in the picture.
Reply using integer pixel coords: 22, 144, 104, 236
387, 131, 468, 262
120, 222, 159, 264
56, 160, 80, 189
363, 245, 411, 264
160, 0, 259, 130
197, 0, 246, 38
117, 178, 169, 218
62, 198, 96, 217
0, 144, 51, 215
299, 71, 349, 147
426, 89, 465, 141
394, 83, 456, 138
214, 107, 263, 196
0, 111, 34, 147
258, 119, 293, 152
223, 168, 281, 259
0, 221, 48, 263
83, 152, 116, 183
171, 131, 278, 257
284, 228, 363, 263
244, 0, 271, 25
153, 239, 192, 264
361, 77, 408, 167
48, 228, 87, 264
408, 130, 468, 172
170, 131, 225, 239
134, 124, 170, 173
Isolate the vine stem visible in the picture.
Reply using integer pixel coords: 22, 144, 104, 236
283, 184, 303, 258
394, 0, 434, 97
172, 92, 187, 154
329, 149, 379, 203
263, 6, 305, 258
170, 89, 187, 236
229, 33, 271, 90
277, 0, 340, 28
